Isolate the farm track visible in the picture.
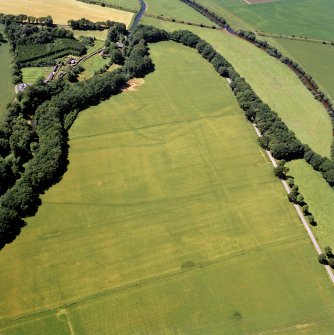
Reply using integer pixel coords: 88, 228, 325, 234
252, 124, 334, 285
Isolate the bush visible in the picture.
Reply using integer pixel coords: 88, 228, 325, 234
318, 253, 328, 265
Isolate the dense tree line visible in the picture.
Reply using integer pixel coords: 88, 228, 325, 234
0, 24, 157, 249
170, 29, 334, 187
5, 23, 73, 46
169, 29, 304, 161
1, 23, 333, 250
274, 161, 316, 225
180, 0, 334, 162
0, 13, 53, 26
2, 17, 83, 77
68, 18, 115, 31
238, 30, 334, 159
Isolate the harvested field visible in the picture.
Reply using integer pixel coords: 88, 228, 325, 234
0, 0, 133, 27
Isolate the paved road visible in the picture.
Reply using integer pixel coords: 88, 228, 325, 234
252, 124, 334, 285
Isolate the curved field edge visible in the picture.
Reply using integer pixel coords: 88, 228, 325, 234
0, 0, 134, 27
142, 17, 333, 158
1, 41, 334, 333
288, 160, 334, 248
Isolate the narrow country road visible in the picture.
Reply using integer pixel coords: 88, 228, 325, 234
252, 124, 334, 285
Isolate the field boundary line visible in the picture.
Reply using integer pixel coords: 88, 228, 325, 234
252, 123, 334, 285
0, 235, 304, 326
257, 31, 334, 45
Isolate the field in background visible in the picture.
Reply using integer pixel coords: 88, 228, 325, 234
0, 0, 133, 27
0, 41, 13, 119
1, 41, 334, 334
99, 0, 138, 9
22, 66, 53, 83
289, 160, 334, 248
145, 0, 214, 25
143, 17, 333, 158
265, 37, 334, 99
199, 0, 334, 40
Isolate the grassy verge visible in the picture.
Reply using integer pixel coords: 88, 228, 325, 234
288, 160, 334, 248
1, 41, 334, 334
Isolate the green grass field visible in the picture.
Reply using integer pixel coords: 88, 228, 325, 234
265, 37, 334, 99
22, 67, 54, 83
145, 0, 214, 25
143, 18, 333, 158
72, 29, 109, 41
288, 160, 334, 248
79, 54, 110, 80
0, 41, 14, 119
1, 41, 334, 334
199, 0, 334, 40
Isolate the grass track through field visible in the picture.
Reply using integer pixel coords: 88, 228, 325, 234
2, 42, 334, 334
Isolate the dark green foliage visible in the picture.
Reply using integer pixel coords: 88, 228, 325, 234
5, 21, 72, 46
179, 0, 226, 28
318, 253, 328, 265
130, 25, 169, 44
328, 258, 334, 268
0, 13, 54, 27
325, 246, 333, 258
274, 160, 289, 179
307, 214, 316, 226
16, 39, 86, 66
107, 22, 126, 42
288, 185, 299, 203
68, 65, 84, 83
9, 116, 33, 160
304, 147, 334, 187
302, 204, 309, 215
170, 28, 304, 161
110, 49, 124, 65
68, 18, 114, 30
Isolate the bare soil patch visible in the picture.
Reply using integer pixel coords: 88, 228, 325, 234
122, 78, 145, 92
